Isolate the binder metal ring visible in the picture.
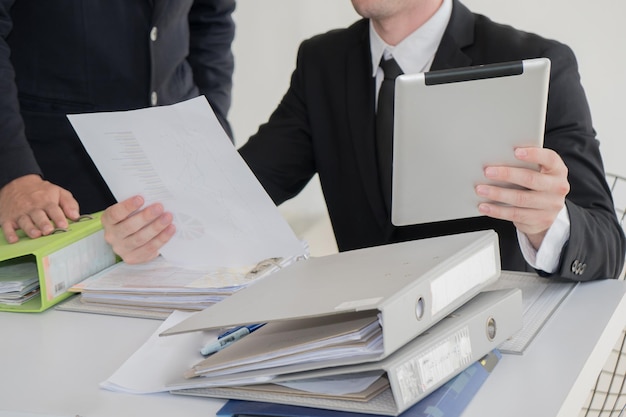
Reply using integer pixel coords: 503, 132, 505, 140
73, 214, 94, 222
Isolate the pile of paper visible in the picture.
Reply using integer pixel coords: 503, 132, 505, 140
183, 312, 384, 384
101, 306, 503, 417
152, 230, 524, 416
97, 257, 573, 415
166, 288, 521, 416
0, 262, 40, 305
66, 255, 302, 317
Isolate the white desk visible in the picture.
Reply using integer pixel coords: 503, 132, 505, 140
462, 279, 626, 417
0, 309, 223, 417
1, 279, 626, 417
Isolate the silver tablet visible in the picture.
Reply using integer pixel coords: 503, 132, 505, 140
391, 57, 550, 226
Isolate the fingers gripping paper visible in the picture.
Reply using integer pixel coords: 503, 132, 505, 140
68, 97, 304, 269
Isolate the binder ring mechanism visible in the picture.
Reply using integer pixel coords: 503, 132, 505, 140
414, 296, 425, 321
51, 214, 94, 234
245, 257, 283, 279
486, 316, 497, 341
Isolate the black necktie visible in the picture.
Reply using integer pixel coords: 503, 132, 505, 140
376, 57, 404, 213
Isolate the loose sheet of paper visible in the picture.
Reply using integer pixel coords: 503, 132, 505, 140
68, 96, 303, 268
101, 310, 217, 394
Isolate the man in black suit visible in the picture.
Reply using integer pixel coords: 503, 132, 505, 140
102, 0, 625, 281
0, 0, 235, 243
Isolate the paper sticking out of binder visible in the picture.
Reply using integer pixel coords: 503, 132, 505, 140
0, 212, 117, 312
171, 288, 522, 416
162, 230, 501, 359
216, 351, 504, 417
213, 344, 498, 417
182, 311, 385, 383
161, 231, 500, 404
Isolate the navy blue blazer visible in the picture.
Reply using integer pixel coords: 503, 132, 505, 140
240, 0, 625, 281
0, 0, 235, 213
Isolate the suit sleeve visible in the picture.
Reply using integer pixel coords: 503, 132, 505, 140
188, 0, 236, 138
0, 0, 42, 188
238, 40, 317, 206
542, 43, 625, 280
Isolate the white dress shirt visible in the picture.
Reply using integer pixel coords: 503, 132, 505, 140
368, 0, 570, 273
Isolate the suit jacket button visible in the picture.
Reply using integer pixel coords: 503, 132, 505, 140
571, 260, 585, 275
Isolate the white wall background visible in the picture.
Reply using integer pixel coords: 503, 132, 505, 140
228, 1, 626, 255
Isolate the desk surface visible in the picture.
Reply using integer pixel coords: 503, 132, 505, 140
1, 279, 626, 417
463, 279, 626, 417
0, 309, 223, 417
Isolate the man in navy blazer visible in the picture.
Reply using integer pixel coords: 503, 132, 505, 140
0, 0, 235, 243
102, 0, 625, 281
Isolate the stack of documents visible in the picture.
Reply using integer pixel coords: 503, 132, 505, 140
64, 254, 303, 318
184, 312, 384, 383
0, 262, 40, 305
169, 289, 522, 415
151, 230, 522, 415
102, 257, 574, 415
62, 96, 307, 318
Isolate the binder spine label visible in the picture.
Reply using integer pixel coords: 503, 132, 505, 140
430, 243, 497, 316
43, 230, 116, 300
395, 326, 473, 408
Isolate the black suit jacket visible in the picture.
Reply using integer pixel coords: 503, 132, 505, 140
240, 0, 625, 281
0, 0, 235, 213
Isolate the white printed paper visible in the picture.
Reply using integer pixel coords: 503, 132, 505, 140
68, 96, 303, 268
101, 310, 217, 394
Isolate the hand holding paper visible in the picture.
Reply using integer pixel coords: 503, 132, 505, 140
68, 96, 304, 268
101, 195, 176, 265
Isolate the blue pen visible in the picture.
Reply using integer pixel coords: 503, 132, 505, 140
200, 323, 265, 356
218, 323, 265, 339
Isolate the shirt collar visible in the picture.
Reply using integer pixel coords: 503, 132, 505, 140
369, 0, 452, 77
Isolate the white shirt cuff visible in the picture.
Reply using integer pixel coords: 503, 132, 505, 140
517, 205, 571, 273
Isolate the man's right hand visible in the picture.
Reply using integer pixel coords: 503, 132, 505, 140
101, 195, 176, 264
0, 174, 80, 243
